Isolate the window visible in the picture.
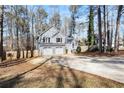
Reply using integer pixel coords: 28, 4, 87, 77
43, 37, 45, 43
48, 38, 50, 43
43, 37, 50, 43
56, 38, 62, 42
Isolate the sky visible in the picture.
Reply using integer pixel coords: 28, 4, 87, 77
26, 5, 88, 39
42, 5, 70, 18
3, 5, 124, 40
41, 5, 88, 39
40, 5, 124, 39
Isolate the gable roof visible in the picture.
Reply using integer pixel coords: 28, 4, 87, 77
52, 31, 60, 38
39, 26, 54, 37
36, 26, 53, 40
37, 26, 65, 40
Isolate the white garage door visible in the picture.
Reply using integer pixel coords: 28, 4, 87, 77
42, 48, 53, 55
55, 48, 64, 55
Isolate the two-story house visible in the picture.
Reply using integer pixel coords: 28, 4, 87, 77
37, 26, 79, 56
37, 26, 66, 56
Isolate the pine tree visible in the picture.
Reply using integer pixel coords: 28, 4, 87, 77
98, 6, 102, 53
88, 6, 95, 48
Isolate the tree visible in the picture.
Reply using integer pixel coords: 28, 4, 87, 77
36, 7, 48, 34
110, 13, 114, 50
106, 6, 111, 51
14, 6, 21, 59
25, 6, 30, 58
29, 6, 36, 57
50, 12, 61, 30
5, 6, 14, 52
103, 5, 107, 52
12, 6, 30, 59
0, 5, 4, 62
98, 6, 103, 53
69, 5, 80, 37
114, 5, 123, 53
88, 6, 95, 48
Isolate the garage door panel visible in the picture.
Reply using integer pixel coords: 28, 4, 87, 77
42, 47, 64, 56
43, 48, 53, 55
55, 48, 64, 55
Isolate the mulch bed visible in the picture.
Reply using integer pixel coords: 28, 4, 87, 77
0, 56, 39, 68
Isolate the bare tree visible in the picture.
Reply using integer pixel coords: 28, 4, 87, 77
36, 7, 48, 34
114, 5, 123, 53
69, 5, 80, 37
29, 6, 36, 57
50, 12, 61, 30
14, 6, 21, 59
110, 13, 114, 50
106, 6, 111, 51
103, 5, 107, 52
98, 6, 102, 53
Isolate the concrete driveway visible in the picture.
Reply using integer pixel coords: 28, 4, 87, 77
51, 55, 124, 83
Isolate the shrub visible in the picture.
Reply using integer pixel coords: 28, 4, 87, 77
88, 45, 99, 52
76, 46, 81, 53
65, 49, 68, 54
7, 53, 13, 57
7, 53, 13, 60
106, 48, 114, 52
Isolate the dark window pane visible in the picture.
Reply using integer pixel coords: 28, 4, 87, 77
43, 37, 45, 43
48, 38, 50, 43
56, 38, 61, 42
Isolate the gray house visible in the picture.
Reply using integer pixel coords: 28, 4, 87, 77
37, 26, 78, 56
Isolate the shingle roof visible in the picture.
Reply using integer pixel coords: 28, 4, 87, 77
36, 26, 53, 40
39, 26, 53, 36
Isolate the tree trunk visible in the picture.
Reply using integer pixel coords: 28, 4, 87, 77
0, 5, 4, 62
10, 6, 13, 52
88, 6, 95, 49
114, 5, 123, 53
110, 16, 114, 49
15, 6, 20, 59
22, 50, 25, 58
98, 6, 102, 53
26, 32, 29, 58
16, 25, 20, 59
26, 5, 29, 58
103, 5, 106, 52
106, 6, 111, 51
31, 15, 34, 57
26, 50, 28, 58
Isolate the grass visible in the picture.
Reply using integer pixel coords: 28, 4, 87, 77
1, 60, 124, 88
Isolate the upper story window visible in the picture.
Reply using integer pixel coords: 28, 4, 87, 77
56, 38, 62, 43
48, 38, 50, 43
43, 37, 45, 43
43, 37, 50, 43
